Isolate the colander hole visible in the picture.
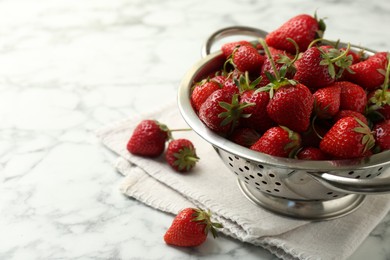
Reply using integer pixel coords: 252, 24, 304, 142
244, 166, 250, 171
378, 167, 383, 171
275, 182, 281, 186
249, 175, 255, 179
366, 174, 372, 178
348, 171, 354, 175
269, 173, 275, 178
327, 192, 333, 195
257, 173, 263, 177
377, 172, 382, 176
239, 168, 244, 172
245, 180, 249, 184
255, 182, 260, 186
234, 172, 239, 175
355, 175, 361, 179
246, 160, 251, 163
266, 190, 271, 193
228, 157, 233, 161
229, 163, 233, 167
256, 187, 260, 190
333, 195, 339, 198
274, 189, 279, 192
258, 164, 264, 169
262, 181, 267, 184
234, 156, 239, 160
245, 177, 249, 180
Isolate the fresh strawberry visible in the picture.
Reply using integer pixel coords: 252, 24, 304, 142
345, 52, 388, 91
165, 139, 199, 172
341, 47, 363, 64
221, 40, 253, 58
229, 45, 264, 74
127, 120, 169, 157
293, 46, 352, 91
367, 89, 390, 121
373, 120, 390, 151
258, 47, 295, 87
229, 127, 260, 147
191, 79, 221, 112
266, 83, 313, 133
198, 89, 252, 134
336, 81, 367, 114
334, 110, 368, 125
250, 126, 301, 158
297, 147, 327, 160
319, 116, 375, 159
164, 208, 223, 247
301, 123, 329, 148
313, 85, 341, 119
265, 14, 325, 54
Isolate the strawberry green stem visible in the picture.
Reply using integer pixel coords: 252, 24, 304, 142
259, 38, 281, 81
330, 43, 351, 63
382, 53, 390, 94
170, 128, 192, 132
307, 38, 339, 49
286, 37, 300, 64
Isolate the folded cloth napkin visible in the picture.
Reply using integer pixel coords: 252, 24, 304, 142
97, 103, 390, 260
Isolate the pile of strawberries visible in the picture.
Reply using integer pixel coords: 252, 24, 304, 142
191, 13, 390, 160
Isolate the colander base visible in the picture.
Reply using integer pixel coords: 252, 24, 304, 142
237, 179, 366, 221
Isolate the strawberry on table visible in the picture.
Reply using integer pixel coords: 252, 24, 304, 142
164, 208, 223, 247
250, 126, 301, 158
265, 13, 325, 54
165, 139, 199, 172
127, 120, 169, 157
320, 116, 375, 159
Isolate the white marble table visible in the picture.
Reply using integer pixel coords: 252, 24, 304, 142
0, 0, 389, 259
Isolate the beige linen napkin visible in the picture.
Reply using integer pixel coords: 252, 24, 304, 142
97, 103, 390, 260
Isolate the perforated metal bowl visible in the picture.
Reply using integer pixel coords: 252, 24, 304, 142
177, 26, 390, 220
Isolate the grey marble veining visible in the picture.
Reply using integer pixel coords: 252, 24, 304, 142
0, 0, 389, 259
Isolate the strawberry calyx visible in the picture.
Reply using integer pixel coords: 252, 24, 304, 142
218, 94, 255, 133
318, 42, 353, 79
173, 145, 199, 172
234, 71, 262, 93
280, 125, 301, 158
191, 208, 223, 239
314, 11, 326, 39
353, 117, 375, 153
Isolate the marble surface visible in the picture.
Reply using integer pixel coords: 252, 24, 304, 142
0, 0, 389, 259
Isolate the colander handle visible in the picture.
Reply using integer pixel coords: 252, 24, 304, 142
201, 26, 268, 58
309, 171, 390, 194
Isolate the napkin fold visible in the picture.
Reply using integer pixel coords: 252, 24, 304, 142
97, 103, 390, 260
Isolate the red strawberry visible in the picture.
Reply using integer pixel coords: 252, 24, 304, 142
198, 89, 251, 134
373, 120, 390, 151
293, 47, 351, 91
301, 123, 329, 148
367, 88, 390, 121
221, 40, 252, 58
267, 83, 314, 133
313, 85, 341, 119
127, 120, 169, 157
297, 147, 327, 160
319, 116, 375, 159
337, 81, 367, 114
250, 126, 301, 158
165, 139, 199, 172
230, 45, 264, 74
265, 14, 325, 54
191, 79, 221, 112
240, 88, 274, 134
229, 127, 260, 147
259, 47, 295, 87
164, 208, 223, 247
334, 110, 368, 126
345, 52, 388, 91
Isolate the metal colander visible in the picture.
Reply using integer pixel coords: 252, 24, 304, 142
178, 26, 390, 220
